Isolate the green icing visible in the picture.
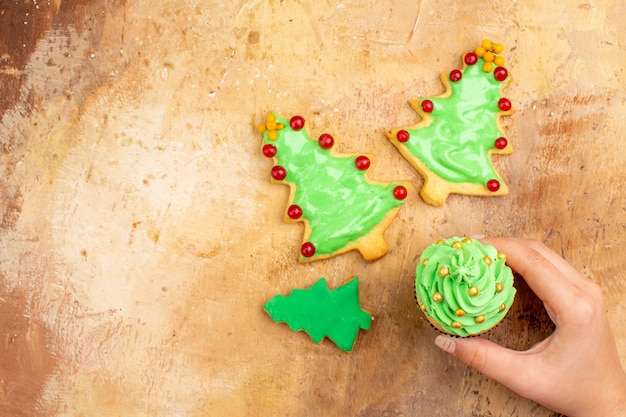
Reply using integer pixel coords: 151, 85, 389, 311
263, 277, 372, 352
415, 237, 516, 337
262, 113, 407, 261
403, 57, 510, 184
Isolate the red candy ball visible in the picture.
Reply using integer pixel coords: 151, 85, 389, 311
287, 204, 303, 219
449, 69, 462, 82
494, 137, 508, 149
289, 115, 305, 130
355, 155, 371, 170
464, 52, 478, 66
393, 185, 408, 200
318, 133, 334, 149
396, 129, 410, 143
262, 144, 277, 158
487, 179, 501, 192
498, 98, 512, 111
421, 99, 434, 113
271, 165, 287, 181
494, 67, 508, 82
301, 242, 316, 258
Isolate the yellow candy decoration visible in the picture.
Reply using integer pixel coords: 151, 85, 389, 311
261, 112, 285, 141
475, 39, 506, 72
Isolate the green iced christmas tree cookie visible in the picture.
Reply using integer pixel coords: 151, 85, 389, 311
258, 112, 410, 263
387, 39, 515, 206
263, 277, 372, 352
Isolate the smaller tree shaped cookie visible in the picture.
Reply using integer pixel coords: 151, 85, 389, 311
258, 112, 410, 263
263, 277, 372, 352
387, 40, 515, 206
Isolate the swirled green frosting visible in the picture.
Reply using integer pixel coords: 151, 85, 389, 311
415, 237, 515, 337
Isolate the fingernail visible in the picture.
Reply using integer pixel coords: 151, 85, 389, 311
435, 335, 456, 354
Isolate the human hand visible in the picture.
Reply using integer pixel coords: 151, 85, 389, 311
433, 236, 626, 417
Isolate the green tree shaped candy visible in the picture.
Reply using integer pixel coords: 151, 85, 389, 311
387, 39, 515, 206
263, 277, 372, 352
258, 112, 410, 263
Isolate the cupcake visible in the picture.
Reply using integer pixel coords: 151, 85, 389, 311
415, 237, 516, 337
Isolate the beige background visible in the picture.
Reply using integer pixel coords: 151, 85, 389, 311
1, 0, 625, 416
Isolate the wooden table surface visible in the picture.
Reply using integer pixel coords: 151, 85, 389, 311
1, 1, 625, 416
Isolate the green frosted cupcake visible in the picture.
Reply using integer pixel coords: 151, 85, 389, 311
415, 237, 516, 337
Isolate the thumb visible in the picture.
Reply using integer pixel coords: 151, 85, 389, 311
435, 335, 531, 392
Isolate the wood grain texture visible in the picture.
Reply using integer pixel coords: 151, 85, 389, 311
0, 0, 624, 416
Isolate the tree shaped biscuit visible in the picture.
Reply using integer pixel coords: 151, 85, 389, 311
263, 277, 372, 352
387, 40, 515, 206
258, 112, 410, 263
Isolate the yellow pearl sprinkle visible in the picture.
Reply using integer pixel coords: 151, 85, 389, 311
493, 43, 504, 54
475, 315, 486, 324
497, 252, 506, 260
483, 51, 495, 62
468, 286, 479, 297
266, 113, 276, 123
494, 56, 505, 67
455, 309, 466, 317
483, 61, 494, 72
483, 256, 493, 265
452, 321, 462, 329
422, 258, 429, 266
257, 123, 267, 133
438, 266, 449, 277
437, 239, 445, 244
452, 241, 463, 249
420, 304, 427, 313
276, 122, 284, 130
432, 292, 443, 303
499, 303, 506, 312
463, 237, 473, 244
481, 39, 493, 50
495, 282, 504, 293
268, 130, 278, 141
475, 46, 486, 57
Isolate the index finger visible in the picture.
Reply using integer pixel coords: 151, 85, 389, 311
481, 236, 576, 314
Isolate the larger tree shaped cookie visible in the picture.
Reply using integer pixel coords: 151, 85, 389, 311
258, 112, 410, 263
263, 277, 372, 352
387, 40, 515, 206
